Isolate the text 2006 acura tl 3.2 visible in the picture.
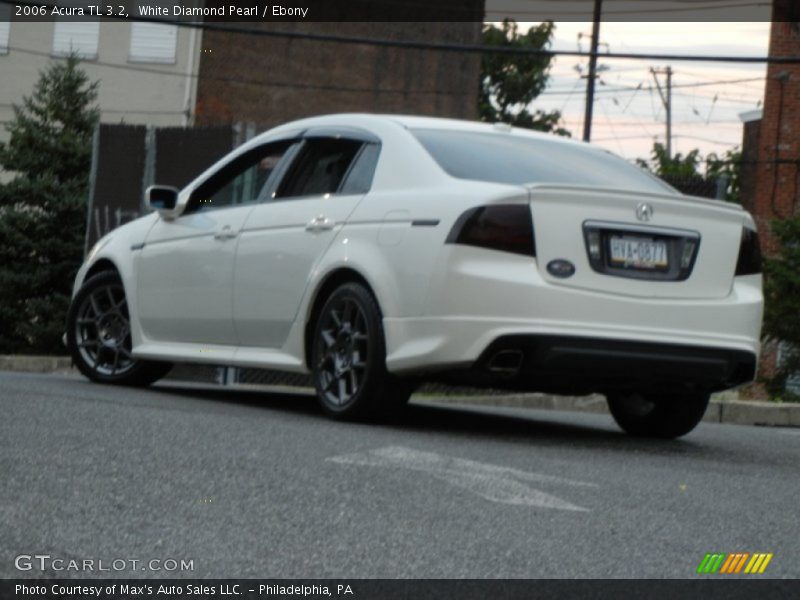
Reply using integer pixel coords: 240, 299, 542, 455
67, 114, 763, 438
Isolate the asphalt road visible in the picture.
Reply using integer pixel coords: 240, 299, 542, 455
1, 371, 799, 579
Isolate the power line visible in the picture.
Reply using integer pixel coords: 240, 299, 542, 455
647, 76, 764, 89
592, 133, 739, 145
541, 82, 764, 107
3, 44, 768, 108
541, 76, 765, 96
677, 134, 740, 145
558, 118, 748, 126
671, 68, 766, 84
672, 89, 761, 105
593, 134, 660, 142
0, 50, 763, 142
1, 44, 463, 97
596, 96, 627, 155
618, 95, 658, 138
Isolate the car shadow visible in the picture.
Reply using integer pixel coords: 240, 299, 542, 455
401, 401, 712, 456
152, 381, 321, 416
149, 382, 710, 456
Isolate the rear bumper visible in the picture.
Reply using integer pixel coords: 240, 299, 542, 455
455, 335, 756, 395
384, 270, 761, 395
384, 246, 761, 388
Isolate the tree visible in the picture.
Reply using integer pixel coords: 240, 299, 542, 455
0, 56, 99, 353
479, 19, 570, 136
636, 142, 742, 203
636, 142, 703, 179
762, 216, 800, 401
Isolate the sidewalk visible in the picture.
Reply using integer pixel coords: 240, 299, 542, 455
2, 355, 798, 428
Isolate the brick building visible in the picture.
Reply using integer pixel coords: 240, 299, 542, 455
739, 0, 800, 395
193, 16, 484, 129
748, 2, 800, 252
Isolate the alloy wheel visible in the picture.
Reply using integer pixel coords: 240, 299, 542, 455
73, 282, 135, 377
315, 296, 370, 408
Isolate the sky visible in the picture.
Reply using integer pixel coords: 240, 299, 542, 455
517, 21, 771, 166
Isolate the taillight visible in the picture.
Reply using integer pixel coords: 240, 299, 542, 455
446, 204, 535, 257
735, 227, 762, 276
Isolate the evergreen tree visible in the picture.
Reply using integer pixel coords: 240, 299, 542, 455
0, 55, 99, 353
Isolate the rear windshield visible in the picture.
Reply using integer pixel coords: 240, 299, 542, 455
411, 128, 676, 195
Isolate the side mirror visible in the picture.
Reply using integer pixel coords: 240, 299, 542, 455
145, 185, 183, 219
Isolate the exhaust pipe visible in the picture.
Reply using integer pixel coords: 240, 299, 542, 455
487, 349, 523, 375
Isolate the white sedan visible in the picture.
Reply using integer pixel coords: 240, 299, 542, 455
67, 114, 763, 438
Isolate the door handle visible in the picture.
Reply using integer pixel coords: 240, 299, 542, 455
213, 225, 237, 241
305, 215, 335, 232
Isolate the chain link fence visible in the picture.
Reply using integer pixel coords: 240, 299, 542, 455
659, 174, 729, 200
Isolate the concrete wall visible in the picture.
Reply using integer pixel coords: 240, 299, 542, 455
0, 21, 200, 161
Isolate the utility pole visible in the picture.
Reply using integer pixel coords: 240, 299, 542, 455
582, 0, 603, 142
651, 66, 673, 157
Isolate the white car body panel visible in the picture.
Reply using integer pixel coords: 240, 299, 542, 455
138, 204, 254, 345
71, 113, 763, 395
233, 191, 365, 348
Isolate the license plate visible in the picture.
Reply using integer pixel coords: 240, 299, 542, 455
609, 236, 668, 269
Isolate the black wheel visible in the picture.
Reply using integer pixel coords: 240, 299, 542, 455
311, 282, 412, 420
67, 271, 172, 386
606, 391, 710, 439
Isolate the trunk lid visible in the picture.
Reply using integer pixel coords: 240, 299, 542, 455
527, 184, 748, 300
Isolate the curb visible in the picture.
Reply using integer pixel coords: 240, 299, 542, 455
0, 355, 73, 373
2, 355, 799, 428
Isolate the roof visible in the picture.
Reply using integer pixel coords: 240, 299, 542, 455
268, 112, 599, 153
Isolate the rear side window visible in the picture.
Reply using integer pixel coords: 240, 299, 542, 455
276, 138, 364, 199
339, 143, 380, 195
411, 128, 676, 195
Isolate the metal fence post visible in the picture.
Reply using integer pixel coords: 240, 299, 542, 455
141, 126, 156, 213
715, 175, 729, 201
83, 124, 100, 258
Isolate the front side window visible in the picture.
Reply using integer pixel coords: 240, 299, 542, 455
186, 140, 295, 214
275, 138, 364, 199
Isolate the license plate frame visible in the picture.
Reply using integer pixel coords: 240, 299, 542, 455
582, 220, 701, 282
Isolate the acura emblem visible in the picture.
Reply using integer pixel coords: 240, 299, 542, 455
636, 203, 654, 222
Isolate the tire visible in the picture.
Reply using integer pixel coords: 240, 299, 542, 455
310, 282, 412, 420
66, 271, 172, 386
606, 391, 710, 439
